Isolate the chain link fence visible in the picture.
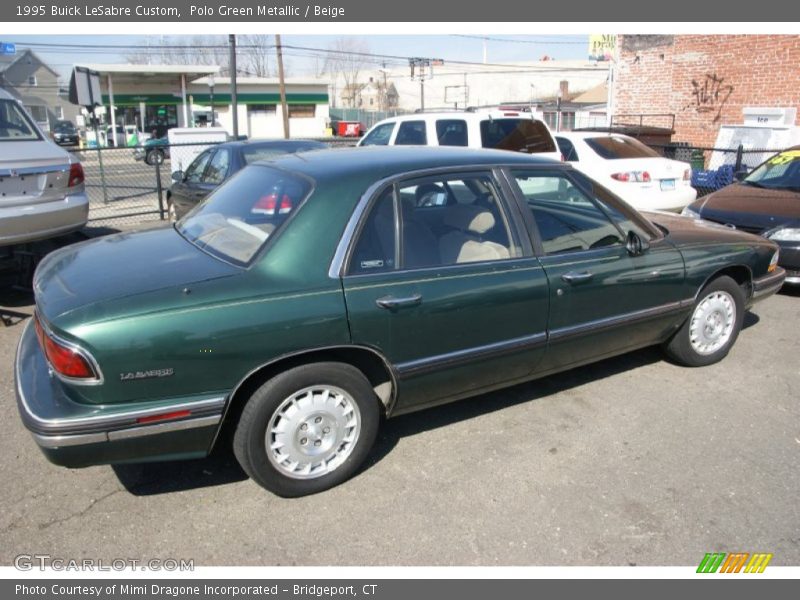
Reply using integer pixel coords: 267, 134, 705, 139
68, 137, 358, 227
653, 143, 784, 198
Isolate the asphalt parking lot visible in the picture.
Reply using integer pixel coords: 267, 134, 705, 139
1, 268, 798, 566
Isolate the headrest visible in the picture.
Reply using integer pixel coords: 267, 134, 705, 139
444, 204, 495, 235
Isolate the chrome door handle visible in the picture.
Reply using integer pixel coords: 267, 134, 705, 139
375, 294, 422, 310
561, 271, 593, 283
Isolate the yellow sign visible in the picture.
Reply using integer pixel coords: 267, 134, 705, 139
589, 34, 616, 61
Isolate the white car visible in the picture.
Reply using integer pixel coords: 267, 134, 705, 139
554, 132, 697, 212
0, 89, 88, 246
358, 110, 561, 161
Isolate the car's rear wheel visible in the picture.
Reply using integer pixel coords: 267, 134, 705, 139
233, 362, 380, 497
145, 149, 164, 166
663, 275, 745, 367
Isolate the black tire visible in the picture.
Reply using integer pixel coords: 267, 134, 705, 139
663, 275, 745, 367
233, 362, 380, 497
145, 149, 164, 166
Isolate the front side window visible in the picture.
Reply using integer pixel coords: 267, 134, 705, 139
480, 118, 557, 153
394, 120, 427, 145
511, 170, 625, 255
360, 122, 395, 146
184, 151, 212, 183
177, 165, 311, 266
0, 99, 41, 141
203, 149, 230, 185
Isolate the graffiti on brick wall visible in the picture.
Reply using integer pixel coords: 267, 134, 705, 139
685, 73, 734, 123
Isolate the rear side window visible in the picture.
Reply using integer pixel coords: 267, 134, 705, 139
480, 118, 556, 154
360, 122, 395, 146
584, 136, 660, 159
395, 121, 427, 145
555, 137, 580, 161
436, 120, 468, 146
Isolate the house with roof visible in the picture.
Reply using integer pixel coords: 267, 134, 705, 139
0, 49, 76, 131
339, 78, 399, 111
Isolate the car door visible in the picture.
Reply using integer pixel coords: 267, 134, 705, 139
505, 167, 688, 373
341, 168, 550, 414
170, 149, 214, 217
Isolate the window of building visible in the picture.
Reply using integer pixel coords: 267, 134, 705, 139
28, 75, 37, 86
288, 104, 316, 118
249, 104, 277, 114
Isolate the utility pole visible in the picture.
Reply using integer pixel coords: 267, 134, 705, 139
409, 57, 440, 112
275, 34, 290, 139
229, 34, 238, 138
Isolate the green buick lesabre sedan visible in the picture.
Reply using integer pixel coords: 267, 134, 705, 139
16, 147, 785, 497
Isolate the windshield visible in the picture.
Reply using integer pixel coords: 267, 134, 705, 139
176, 165, 312, 266
54, 121, 76, 133
585, 136, 661, 160
744, 149, 800, 190
0, 99, 42, 141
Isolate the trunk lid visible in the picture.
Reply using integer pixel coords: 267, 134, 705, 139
0, 140, 75, 207
34, 226, 240, 322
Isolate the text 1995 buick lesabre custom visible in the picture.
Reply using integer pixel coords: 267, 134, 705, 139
16, 147, 785, 496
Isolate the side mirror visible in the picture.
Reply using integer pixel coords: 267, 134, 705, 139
171, 170, 184, 182
626, 230, 650, 256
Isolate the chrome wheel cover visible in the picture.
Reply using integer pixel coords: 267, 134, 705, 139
168, 203, 177, 222
689, 290, 736, 355
266, 385, 361, 480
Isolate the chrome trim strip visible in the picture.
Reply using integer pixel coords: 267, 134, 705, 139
31, 415, 222, 448
752, 268, 786, 296
549, 299, 692, 342
107, 415, 221, 442
0, 163, 70, 177
31, 431, 108, 448
396, 332, 547, 377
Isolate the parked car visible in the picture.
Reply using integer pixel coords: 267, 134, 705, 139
51, 120, 79, 146
0, 89, 88, 247
682, 146, 800, 285
16, 147, 784, 497
358, 109, 561, 160
132, 135, 170, 166
166, 139, 328, 221
106, 124, 143, 147
555, 132, 697, 212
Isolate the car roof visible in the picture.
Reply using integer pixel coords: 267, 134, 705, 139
0, 88, 15, 101
216, 138, 328, 150
372, 110, 543, 124
556, 131, 633, 141
254, 145, 562, 181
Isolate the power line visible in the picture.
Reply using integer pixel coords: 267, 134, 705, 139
451, 34, 588, 45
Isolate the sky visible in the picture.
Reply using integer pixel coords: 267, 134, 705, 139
1, 34, 591, 81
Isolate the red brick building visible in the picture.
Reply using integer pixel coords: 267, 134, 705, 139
612, 35, 800, 147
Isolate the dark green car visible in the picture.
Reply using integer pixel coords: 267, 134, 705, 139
16, 147, 785, 497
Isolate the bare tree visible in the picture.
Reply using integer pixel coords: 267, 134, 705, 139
239, 34, 271, 77
322, 38, 371, 108
124, 35, 228, 72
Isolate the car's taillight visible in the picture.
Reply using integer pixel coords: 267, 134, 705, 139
253, 193, 292, 215
611, 171, 651, 183
34, 315, 98, 380
68, 162, 84, 187
683, 168, 691, 181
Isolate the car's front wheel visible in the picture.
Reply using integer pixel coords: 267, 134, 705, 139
145, 149, 164, 166
663, 275, 745, 367
233, 362, 380, 497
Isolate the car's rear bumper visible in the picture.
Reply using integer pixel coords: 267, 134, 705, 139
619, 185, 697, 213
15, 319, 225, 468
750, 268, 786, 304
0, 191, 89, 246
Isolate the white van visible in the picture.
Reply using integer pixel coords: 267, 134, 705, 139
0, 89, 88, 246
358, 110, 561, 161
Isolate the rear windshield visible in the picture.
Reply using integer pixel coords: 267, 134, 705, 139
0, 99, 41, 142
479, 118, 556, 154
242, 143, 320, 165
584, 136, 660, 160
176, 165, 312, 266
